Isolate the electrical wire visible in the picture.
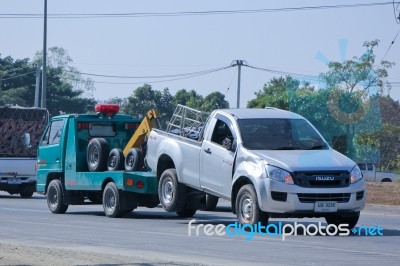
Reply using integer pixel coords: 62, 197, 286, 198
245, 65, 320, 80
394, 0, 400, 23
64, 65, 232, 79
382, 28, 400, 61
62, 65, 234, 85
0, 2, 397, 19
0, 71, 36, 81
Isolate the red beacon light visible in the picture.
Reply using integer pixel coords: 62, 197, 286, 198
95, 104, 119, 117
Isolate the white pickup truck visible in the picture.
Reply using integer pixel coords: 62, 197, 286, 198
146, 105, 366, 229
0, 106, 48, 198
357, 162, 399, 182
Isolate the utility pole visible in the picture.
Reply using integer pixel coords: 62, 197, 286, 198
231, 60, 247, 108
41, 0, 47, 108
34, 63, 41, 107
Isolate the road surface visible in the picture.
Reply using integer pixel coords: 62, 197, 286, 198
1, 192, 400, 265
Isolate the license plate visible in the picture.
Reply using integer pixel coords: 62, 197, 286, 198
8, 178, 20, 184
314, 201, 337, 212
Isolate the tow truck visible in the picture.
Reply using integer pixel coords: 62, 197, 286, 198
36, 104, 163, 217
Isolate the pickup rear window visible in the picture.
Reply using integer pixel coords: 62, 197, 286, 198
237, 118, 328, 150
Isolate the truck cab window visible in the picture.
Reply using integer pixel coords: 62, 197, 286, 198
358, 163, 366, 170
367, 163, 374, 171
211, 120, 233, 146
41, 120, 64, 145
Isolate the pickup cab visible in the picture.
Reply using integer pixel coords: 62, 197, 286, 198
146, 105, 366, 229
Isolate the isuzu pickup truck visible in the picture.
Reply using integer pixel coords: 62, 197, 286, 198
146, 105, 366, 229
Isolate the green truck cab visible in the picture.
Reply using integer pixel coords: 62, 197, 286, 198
36, 104, 159, 217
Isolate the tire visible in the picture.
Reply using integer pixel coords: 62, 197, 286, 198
158, 168, 186, 212
176, 208, 196, 218
202, 194, 219, 211
124, 148, 144, 171
381, 178, 392, 182
87, 138, 109, 172
107, 148, 124, 171
20, 190, 34, 199
235, 184, 269, 226
325, 212, 360, 230
47, 179, 68, 214
103, 182, 124, 218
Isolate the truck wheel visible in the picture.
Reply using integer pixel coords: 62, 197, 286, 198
325, 212, 360, 230
381, 178, 392, 182
176, 208, 196, 218
201, 194, 219, 211
47, 179, 68, 214
107, 148, 124, 171
87, 138, 109, 172
124, 148, 144, 171
235, 184, 269, 226
158, 169, 186, 212
103, 182, 124, 218
20, 190, 34, 199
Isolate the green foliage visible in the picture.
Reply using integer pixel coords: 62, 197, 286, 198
320, 39, 394, 94
173, 89, 229, 112
247, 76, 299, 110
0, 49, 96, 117
123, 84, 174, 128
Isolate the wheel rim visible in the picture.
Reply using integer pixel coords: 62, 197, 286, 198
48, 186, 58, 208
104, 189, 116, 213
240, 196, 253, 223
127, 155, 134, 167
161, 177, 174, 205
89, 146, 99, 166
109, 155, 117, 167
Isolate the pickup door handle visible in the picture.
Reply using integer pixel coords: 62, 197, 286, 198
204, 148, 212, 154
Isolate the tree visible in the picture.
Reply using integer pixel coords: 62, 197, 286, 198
0, 55, 36, 106
123, 84, 174, 128
200, 91, 229, 112
320, 40, 393, 94
1, 49, 97, 116
174, 89, 204, 109
247, 76, 299, 110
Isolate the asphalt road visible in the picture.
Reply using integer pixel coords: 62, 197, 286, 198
1, 191, 400, 265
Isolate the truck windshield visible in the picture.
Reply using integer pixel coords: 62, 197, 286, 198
237, 118, 328, 150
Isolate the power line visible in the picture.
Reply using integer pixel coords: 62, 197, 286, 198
245, 65, 320, 80
382, 28, 400, 61
62, 65, 233, 85
0, 71, 36, 81
394, 0, 400, 23
0, 2, 397, 19
65, 65, 232, 79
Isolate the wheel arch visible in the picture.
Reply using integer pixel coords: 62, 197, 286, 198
231, 176, 253, 214
156, 154, 175, 180
45, 172, 65, 194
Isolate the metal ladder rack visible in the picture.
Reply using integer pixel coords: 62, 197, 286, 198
166, 105, 209, 140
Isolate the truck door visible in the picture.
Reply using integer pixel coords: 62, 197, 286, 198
200, 116, 236, 198
38, 119, 65, 172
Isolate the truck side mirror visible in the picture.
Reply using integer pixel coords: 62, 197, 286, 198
22, 133, 31, 148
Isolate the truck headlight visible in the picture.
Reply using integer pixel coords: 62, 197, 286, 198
266, 165, 294, 185
350, 165, 363, 184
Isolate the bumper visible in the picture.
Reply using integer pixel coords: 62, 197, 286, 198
255, 178, 366, 216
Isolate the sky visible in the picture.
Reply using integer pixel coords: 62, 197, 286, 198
1, 0, 400, 108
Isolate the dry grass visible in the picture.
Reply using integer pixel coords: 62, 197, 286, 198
366, 181, 400, 205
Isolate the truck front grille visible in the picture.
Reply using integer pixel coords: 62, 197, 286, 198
292, 171, 350, 188
297, 193, 351, 203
